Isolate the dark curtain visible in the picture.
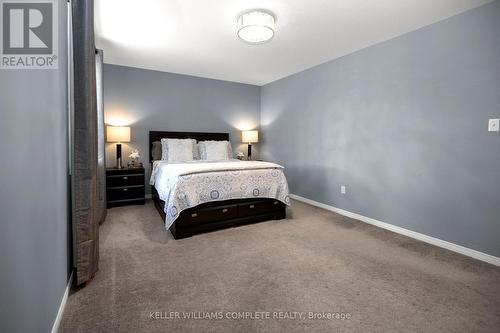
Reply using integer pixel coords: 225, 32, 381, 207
72, 0, 100, 285
96, 49, 107, 224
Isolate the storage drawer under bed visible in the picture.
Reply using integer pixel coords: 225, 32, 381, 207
180, 204, 238, 226
176, 199, 285, 228
238, 199, 282, 216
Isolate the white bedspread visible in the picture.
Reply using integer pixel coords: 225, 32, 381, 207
150, 159, 290, 229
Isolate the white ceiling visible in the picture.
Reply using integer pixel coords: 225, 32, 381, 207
95, 0, 491, 86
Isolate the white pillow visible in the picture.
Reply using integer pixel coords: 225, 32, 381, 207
161, 138, 195, 162
199, 141, 232, 160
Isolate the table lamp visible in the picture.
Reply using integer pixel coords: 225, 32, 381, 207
242, 130, 258, 160
106, 126, 131, 169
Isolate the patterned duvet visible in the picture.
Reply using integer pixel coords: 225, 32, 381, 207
150, 160, 290, 229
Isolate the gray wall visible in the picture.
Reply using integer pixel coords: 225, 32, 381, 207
0, 0, 70, 332
103, 64, 261, 194
261, 1, 500, 257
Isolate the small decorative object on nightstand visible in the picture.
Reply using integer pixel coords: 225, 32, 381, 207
242, 130, 258, 160
106, 166, 145, 208
128, 149, 143, 168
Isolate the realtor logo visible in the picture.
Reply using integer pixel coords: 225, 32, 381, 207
1, 0, 58, 69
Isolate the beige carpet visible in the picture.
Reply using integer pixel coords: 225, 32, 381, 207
60, 200, 500, 332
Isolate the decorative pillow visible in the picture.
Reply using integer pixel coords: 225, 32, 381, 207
192, 141, 200, 160
226, 142, 233, 159
161, 138, 195, 162
198, 142, 206, 159
152, 141, 162, 161
199, 140, 232, 160
160, 138, 169, 160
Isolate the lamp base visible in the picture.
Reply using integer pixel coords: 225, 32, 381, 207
247, 144, 252, 160
116, 143, 122, 169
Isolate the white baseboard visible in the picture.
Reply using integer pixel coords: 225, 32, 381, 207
51, 271, 73, 333
289, 194, 500, 267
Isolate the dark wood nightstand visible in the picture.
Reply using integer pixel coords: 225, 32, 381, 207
106, 167, 145, 208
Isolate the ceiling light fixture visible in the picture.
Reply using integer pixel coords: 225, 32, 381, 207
237, 10, 275, 44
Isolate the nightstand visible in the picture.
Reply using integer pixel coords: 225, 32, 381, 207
106, 167, 145, 208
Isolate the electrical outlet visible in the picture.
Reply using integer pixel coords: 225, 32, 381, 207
488, 119, 499, 132
340, 185, 346, 194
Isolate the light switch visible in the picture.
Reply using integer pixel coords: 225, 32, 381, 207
488, 119, 499, 132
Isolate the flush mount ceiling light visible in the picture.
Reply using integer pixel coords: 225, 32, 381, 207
237, 10, 275, 44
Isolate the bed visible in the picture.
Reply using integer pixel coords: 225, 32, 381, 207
149, 131, 290, 239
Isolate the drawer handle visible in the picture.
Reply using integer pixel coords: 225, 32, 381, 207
122, 188, 128, 191
191, 213, 198, 218
123, 176, 128, 180
222, 208, 228, 213
249, 205, 255, 209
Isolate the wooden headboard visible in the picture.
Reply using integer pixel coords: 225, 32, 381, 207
149, 131, 230, 162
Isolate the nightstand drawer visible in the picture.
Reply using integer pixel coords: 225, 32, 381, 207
107, 186, 145, 202
106, 174, 144, 187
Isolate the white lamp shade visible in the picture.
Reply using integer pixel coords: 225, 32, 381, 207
106, 126, 131, 142
242, 130, 259, 143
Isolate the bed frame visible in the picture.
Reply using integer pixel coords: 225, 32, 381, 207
149, 131, 286, 239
